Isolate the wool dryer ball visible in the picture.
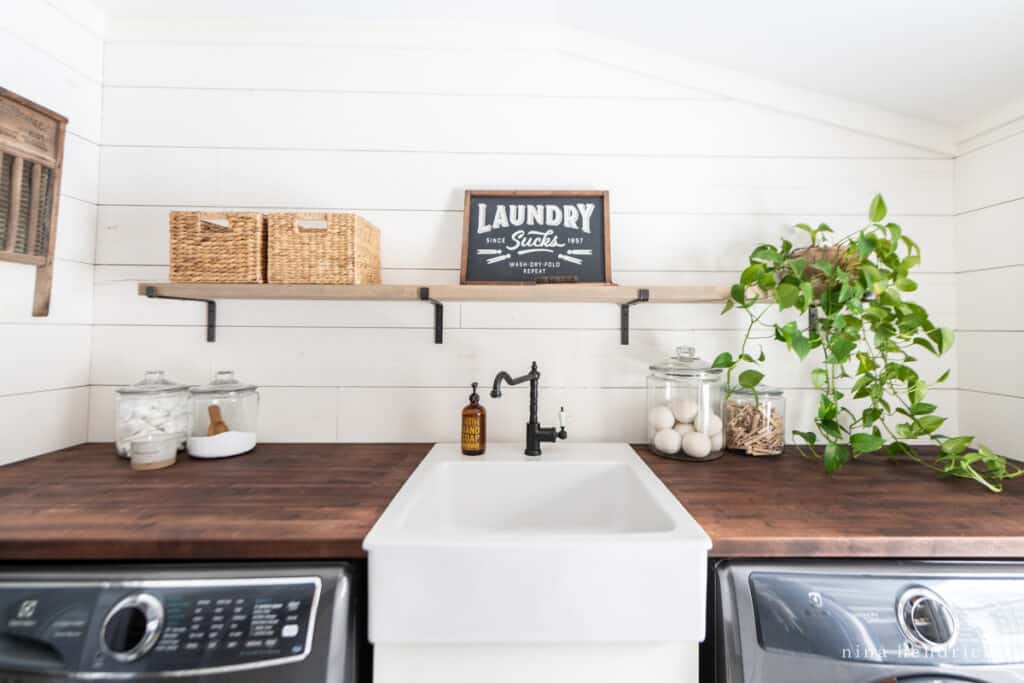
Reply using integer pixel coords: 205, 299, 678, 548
653, 428, 683, 454
648, 405, 676, 431
670, 399, 699, 424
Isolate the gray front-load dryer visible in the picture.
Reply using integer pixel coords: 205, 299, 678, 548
713, 561, 1024, 682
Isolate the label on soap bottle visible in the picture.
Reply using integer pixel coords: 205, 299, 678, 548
462, 417, 482, 453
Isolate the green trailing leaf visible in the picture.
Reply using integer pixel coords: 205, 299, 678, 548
818, 419, 843, 441
788, 258, 808, 278
793, 430, 817, 445
750, 244, 782, 265
940, 436, 973, 456
869, 194, 888, 222
811, 368, 828, 389
730, 284, 747, 305
740, 264, 764, 287
823, 444, 850, 473
850, 432, 884, 454
738, 369, 764, 389
916, 415, 945, 434
712, 352, 735, 369
895, 277, 918, 292
910, 402, 937, 415
776, 283, 800, 310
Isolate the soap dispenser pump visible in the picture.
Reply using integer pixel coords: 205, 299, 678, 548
461, 382, 486, 456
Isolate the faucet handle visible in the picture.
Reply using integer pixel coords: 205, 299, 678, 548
557, 406, 568, 440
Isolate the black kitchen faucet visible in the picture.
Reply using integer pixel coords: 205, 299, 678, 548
490, 361, 567, 456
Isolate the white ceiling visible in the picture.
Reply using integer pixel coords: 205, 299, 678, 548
92, 0, 1024, 127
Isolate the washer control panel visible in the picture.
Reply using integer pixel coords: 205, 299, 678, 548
0, 577, 320, 676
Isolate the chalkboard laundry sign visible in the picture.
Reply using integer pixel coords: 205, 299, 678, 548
461, 190, 611, 284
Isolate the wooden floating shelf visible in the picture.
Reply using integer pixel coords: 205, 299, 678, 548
138, 282, 731, 345
138, 282, 730, 304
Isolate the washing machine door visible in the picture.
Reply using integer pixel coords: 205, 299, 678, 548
892, 677, 984, 683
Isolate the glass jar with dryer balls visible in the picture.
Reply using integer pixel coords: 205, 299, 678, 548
647, 346, 725, 461
113, 370, 192, 458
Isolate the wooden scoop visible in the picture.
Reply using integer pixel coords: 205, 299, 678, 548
207, 405, 229, 436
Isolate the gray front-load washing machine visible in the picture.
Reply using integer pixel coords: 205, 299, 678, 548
713, 560, 1024, 682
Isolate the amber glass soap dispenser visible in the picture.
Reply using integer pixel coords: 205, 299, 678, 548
461, 382, 486, 455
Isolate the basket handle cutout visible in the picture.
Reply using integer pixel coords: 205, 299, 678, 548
199, 217, 232, 232
292, 213, 339, 234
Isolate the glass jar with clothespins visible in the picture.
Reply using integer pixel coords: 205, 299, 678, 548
187, 370, 260, 459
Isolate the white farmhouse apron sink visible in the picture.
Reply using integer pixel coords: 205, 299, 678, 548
363, 442, 711, 683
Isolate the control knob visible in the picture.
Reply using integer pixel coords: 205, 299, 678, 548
896, 587, 958, 652
101, 593, 164, 662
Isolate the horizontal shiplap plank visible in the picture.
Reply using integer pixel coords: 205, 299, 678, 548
957, 266, 1024, 332
1, 0, 104, 82
0, 324, 91, 395
54, 195, 98, 264
0, 260, 93, 324
95, 204, 957, 274
88, 386, 339, 443
954, 198, 1024, 272
102, 37, 708, 99
104, 19, 556, 50
956, 130, 1024, 214
102, 88, 939, 159
339, 385, 958, 444
85, 383, 958, 445
0, 387, 88, 466
63, 134, 100, 204
99, 148, 955, 215
0, 30, 103, 142
958, 332, 1024, 399
88, 325, 958, 394
959, 391, 1023, 461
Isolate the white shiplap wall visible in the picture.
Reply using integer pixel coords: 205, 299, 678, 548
86, 21, 960, 445
0, 0, 104, 464
955, 125, 1024, 457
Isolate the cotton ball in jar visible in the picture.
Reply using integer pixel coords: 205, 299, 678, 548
695, 412, 723, 437
670, 399, 699, 424
711, 432, 723, 451
682, 431, 712, 458
673, 422, 695, 437
653, 428, 683, 455
648, 405, 676, 431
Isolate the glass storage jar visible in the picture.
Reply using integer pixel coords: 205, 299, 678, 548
647, 346, 724, 460
723, 385, 786, 456
187, 370, 259, 459
114, 370, 192, 457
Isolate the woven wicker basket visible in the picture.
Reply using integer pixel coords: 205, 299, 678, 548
169, 211, 266, 283
267, 212, 381, 285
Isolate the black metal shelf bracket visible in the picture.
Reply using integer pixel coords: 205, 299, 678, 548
419, 287, 444, 344
620, 288, 650, 345
145, 286, 217, 342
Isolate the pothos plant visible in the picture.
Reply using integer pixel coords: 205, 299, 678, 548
712, 194, 1022, 492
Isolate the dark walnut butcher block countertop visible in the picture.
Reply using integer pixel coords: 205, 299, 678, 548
0, 442, 1022, 561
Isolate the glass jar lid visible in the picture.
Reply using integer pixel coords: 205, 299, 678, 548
730, 384, 784, 397
649, 346, 723, 379
115, 370, 190, 395
191, 370, 258, 396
